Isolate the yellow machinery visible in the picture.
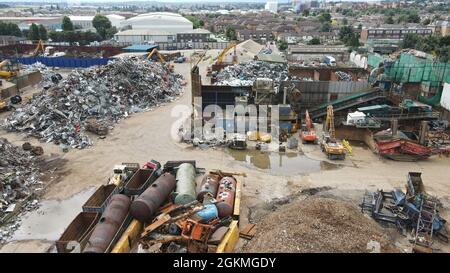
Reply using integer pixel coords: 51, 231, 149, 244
207, 42, 237, 76
146, 48, 165, 62
33, 39, 45, 56
146, 48, 174, 72
0, 60, 18, 79
320, 105, 346, 160
216, 42, 237, 65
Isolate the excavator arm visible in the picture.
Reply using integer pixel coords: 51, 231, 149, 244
146, 48, 165, 62
216, 42, 236, 65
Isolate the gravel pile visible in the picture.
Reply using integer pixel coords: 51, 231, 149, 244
242, 197, 399, 253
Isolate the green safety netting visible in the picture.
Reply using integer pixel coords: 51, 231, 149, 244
368, 54, 384, 68
384, 53, 450, 84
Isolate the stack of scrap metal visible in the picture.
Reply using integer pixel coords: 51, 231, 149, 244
136, 165, 238, 253
56, 160, 240, 253
214, 60, 288, 87
4, 58, 183, 150
0, 138, 44, 222
361, 172, 448, 252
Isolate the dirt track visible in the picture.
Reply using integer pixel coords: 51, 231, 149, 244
1, 57, 450, 252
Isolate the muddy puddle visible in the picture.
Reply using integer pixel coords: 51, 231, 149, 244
10, 187, 96, 242
226, 149, 339, 175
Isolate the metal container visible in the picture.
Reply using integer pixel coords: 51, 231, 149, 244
124, 168, 157, 196
174, 163, 197, 205
195, 204, 219, 222
130, 173, 176, 222
56, 212, 100, 253
82, 184, 118, 213
197, 174, 220, 202
83, 194, 131, 253
216, 177, 236, 218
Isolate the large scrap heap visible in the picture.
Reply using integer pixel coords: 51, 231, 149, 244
3, 58, 183, 150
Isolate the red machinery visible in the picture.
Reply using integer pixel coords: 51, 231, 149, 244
300, 110, 318, 144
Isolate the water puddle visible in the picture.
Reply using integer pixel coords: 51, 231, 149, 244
226, 149, 339, 175
10, 187, 96, 242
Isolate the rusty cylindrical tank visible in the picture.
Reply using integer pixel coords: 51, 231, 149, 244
196, 174, 220, 202
174, 163, 197, 205
215, 176, 237, 218
83, 194, 131, 253
130, 173, 176, 222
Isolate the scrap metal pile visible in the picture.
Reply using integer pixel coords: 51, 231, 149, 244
4, 58, 183, 150
361, 172, 449, 252
0, 138, 43, 220
214, 61, 288, 86
22, 62, 63, 87
56, 160, 239, 253
335, 71, 352, 81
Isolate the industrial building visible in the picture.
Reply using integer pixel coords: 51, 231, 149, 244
360, 25, 433, 43
69, 15, 125, 31
0, 16, 61, 30
120, 12, 193, 31
114, 13, 211, 44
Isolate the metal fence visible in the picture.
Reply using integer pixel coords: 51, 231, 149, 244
15, 57, 113, 68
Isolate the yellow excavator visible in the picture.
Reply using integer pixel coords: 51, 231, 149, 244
146, 48, 174, 72
33, 39, 45, 57
207, 42, 237, 77
320, 105, 346, 160
0, 59, 18, 79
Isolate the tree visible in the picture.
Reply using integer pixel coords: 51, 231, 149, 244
302, 10, 309, 17
407, 13, 420, 23
321, 22, 331, 32
225, 27, 236, 40
38, 24, 47, 40
307, 37, 320, 45
0, 22, 22, 37
422, 18, 431, 26
338, 25, 360, 48
401, 33, 421, 49
384, 16, 394, 24
342, 18, 348, 26
92, 14, 112, 39
62, 16, 74, 31
277, 40, 288, 50
28, 23, 40, 41
318, 12, 331, 23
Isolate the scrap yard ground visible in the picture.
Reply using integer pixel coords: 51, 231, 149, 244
1, 54, 450, 253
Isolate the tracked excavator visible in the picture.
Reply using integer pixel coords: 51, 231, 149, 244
320, 105, 346, 160
300, 110, 318, 144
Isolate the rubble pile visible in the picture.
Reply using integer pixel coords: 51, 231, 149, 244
4, 58, 183, 149
22, 62, 63, 87
243, 197, 398, 253
214, 61, 288, 86
0, 138, 43, 219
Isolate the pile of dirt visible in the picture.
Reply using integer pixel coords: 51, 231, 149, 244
242, 197, 399, 253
